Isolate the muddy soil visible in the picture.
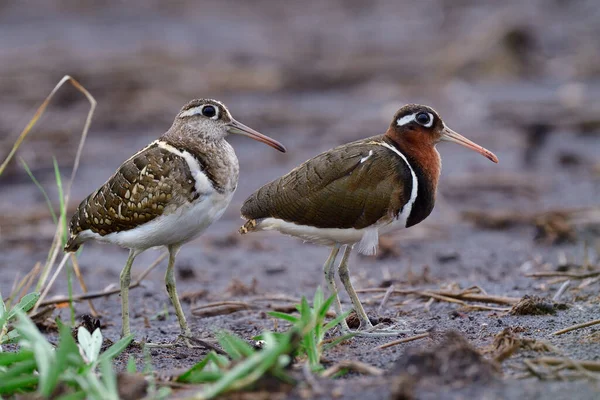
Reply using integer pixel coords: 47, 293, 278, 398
1, 1, 599, 399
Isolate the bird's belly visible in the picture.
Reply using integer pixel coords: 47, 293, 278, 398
97, 191, 234, 250
257, 217, 367, 246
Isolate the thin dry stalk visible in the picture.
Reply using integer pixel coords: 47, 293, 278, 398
357, 287, 519, 306
321, 360, 384, 378
526, 271, 600, 279
37, 252, 167, 306
376, 333, 429, 350
6, 262, 41, 308
529, 357, 600, 373
377, 284, 394, 314
36, 253, 70, 309
8, 76, 97, 298
553, 319, 600, 336
552, 280, 571, 302
70, 253, 98, 317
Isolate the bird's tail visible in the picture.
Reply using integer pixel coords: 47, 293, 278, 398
239, 219, 258, 234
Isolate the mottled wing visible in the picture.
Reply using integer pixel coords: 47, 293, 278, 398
241, 136, 412, 229
65, 143, 198, 250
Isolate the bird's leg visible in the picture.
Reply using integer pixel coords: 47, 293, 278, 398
120, 249, 138, 337
337, 245, 374, 330
165, 245, 191, 339
143, 246, 219, 351
337, 246, 411, 337
323, 244, 350, 332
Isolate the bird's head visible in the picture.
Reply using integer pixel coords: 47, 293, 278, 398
174, 99, 286, 152
386, 104, 498, 163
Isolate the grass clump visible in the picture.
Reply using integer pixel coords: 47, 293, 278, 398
176, 287, 350, 399
0, 309, 133, 399
267, 286, 353, 372
0, 292, 40, 352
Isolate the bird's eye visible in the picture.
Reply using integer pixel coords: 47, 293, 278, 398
202, 105, 217, 118
416, 112, 431, 126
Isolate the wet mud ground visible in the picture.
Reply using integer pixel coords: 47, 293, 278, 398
1, 1, 600, 399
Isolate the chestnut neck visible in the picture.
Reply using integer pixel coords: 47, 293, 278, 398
384, 129, 441, 191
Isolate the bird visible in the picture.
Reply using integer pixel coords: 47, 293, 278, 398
239, 104, 498, 335
64, 98, 286, 344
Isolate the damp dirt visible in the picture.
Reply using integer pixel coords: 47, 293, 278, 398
1, 1, 600, 399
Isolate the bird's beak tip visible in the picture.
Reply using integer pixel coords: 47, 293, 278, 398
228, 119, 287, 153
442, 127, 498, 164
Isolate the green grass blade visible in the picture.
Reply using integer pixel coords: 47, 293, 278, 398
55, 391, 87, 400
0, 374, 39, 395
97, 334, 134, 364
126, 355, 137, 373
100, 358, 119, 400
323, 333, 356, 351
323, 309, 352, 332
177, 352, 226, 383
217, 332, 255, 360
317, 295, 335, 321
7, 292, 40, 321
0, 359, 37, 380
53, 157, 68, 247
267, 311, 299, 323
313, 286, 324, 310
0, 350, 35, 366
20, 158, 58, 224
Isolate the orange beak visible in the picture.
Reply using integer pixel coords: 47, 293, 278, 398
440, 126, 498, 163
227, 119, 286, 153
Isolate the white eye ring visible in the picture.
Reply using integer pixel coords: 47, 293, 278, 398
396, 112, 434, 128
180, 105, 220, 119
201, 105, 219, 120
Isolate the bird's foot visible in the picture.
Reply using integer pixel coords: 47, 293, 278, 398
346, 324, 412, 337
340, 315, 411, 337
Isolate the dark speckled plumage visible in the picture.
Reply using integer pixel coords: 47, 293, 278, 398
65, 143, 198, 251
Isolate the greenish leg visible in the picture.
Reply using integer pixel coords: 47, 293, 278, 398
165, 245, 191, 338
120, 249, 138, 337
337, 245, 374, 330
323, 244, 350, 332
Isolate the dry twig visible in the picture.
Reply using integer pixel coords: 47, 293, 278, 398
377, 333, 430, 350
553, 319, 600, 336
321, 360, 384, 378
37, 252, 167, 307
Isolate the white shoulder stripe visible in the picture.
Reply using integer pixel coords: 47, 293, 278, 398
155, 140, 214, 195
377, 142, 418, 226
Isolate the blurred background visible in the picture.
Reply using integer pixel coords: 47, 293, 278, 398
0, 0, 599, 385
2, 0, 600, 297
0, 0, 600, 396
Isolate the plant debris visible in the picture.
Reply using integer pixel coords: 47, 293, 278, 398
509, 295, 567, 316
488, 327, 557, 362
227, 277, 259, 296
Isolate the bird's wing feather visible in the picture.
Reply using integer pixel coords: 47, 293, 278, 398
241, 137, 412, 229
67, 143, 198, 239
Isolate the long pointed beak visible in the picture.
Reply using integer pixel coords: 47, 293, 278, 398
227, 119, 286, 152
440, 126, 498, 163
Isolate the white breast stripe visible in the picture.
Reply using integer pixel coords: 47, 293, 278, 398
156, 141, 214, 195
377, 142, 418, 226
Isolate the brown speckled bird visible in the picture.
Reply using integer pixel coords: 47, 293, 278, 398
240, 104, 498, 335
65, 99, 285, 343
